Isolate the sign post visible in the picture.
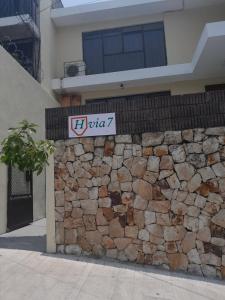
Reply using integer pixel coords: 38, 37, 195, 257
68, 113, 116, 138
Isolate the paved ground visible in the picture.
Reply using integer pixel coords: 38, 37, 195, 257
0, 220, 225, 300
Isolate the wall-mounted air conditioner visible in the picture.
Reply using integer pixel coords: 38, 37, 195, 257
64, 61, 86, 78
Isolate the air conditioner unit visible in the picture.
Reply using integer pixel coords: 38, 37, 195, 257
64, 61, 86, 78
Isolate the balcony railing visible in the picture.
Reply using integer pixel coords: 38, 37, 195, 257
0, 0, 39, 25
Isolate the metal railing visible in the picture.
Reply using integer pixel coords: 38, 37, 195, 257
0, 0, 39, 24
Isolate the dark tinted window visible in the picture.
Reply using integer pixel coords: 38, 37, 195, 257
83, 22, 167, 75
205, 84, 225, 92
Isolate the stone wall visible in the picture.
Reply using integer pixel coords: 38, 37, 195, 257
54, 127, 225, 279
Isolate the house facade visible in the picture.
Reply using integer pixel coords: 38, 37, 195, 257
50, 0, 225, 104
43, 0, 225, 278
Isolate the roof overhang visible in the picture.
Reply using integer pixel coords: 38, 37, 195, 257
52, 21, 225, 94
0, 15, 40, 41
51, 0, 225, 27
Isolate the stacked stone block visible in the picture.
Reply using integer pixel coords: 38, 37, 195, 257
54, 127, 225, 279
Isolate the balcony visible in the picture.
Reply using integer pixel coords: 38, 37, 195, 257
0, 0, 40, 41
52, 21, 225, 94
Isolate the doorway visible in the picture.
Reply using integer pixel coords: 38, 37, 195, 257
7, 167, 33, 231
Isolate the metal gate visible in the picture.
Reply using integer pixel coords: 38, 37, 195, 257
7, 167, 33, 230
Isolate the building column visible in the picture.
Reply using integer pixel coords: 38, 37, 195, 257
0, 164, 8, 234
46, 153, 56, 253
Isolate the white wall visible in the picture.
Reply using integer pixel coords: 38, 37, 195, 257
54, 4, 225, 78
165, 4, 225, 64
52, 4, 225, 101
40, 0, 58, 96
0, 46, 58, 234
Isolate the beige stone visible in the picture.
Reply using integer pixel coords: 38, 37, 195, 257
160, 155, 174, 170
138, 229, 150, 241
96, 209, 108, 226
188, 174, 202, 193
156, 213, 171, 226
83, 215, 96, 231
133, 179, 153, 201
142, 132, 164, 147
212, 209, 225, 228
102, 236, 115, 249
148, 201, 170, 213
125, 244, 139, 261
171, 200, 187, 215
71, 208, 83, 219
175, 163, 195, 181
184, 216, 199, 232
147, 224, 163, 238
164, 226, 186, 242
133, 209, 145, 229
150, 234, 164, 245
64, 217, 84, 229
125, 226, 138, 239
55, 207, 64, 222
56, 222, 64, 244
109, 218, 124, 238
65, 229, 77, 244
114, 238, 132, 250
154, 145, 168, 157
98, 226, 109, 236
80, 200, 98, 215
133, 196, 148, 211
187, 249, 201, 264
187, 206, 200, 218
152, 251, 168, 265
106, 249, 118, 259
147, 156, 160, 173
200, 253, 221, 266
85, 230, 102, 246
168, 253, 188, 271
55, 191, 64, 207
117, 167, 132, 183
167, 174, 180, 189
131, 157, 147, 177
143, 171, 158, 184
143, 242, 157, 254
181, 232, 196, 253
165, 241, 177, 254
98, 197, 111, 208
144, 211, 156, 225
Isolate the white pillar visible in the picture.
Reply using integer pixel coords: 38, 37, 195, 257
46, 153, 56, 253
0, 164, 8, 234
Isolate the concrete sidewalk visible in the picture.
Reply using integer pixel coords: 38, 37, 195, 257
0, 220, 225, 300
0, 219, 46, 252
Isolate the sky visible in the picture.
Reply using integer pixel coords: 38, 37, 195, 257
62, 0, 110, 7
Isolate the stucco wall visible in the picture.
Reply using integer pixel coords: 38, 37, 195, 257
54, 5, 225, 78
53, 127, 225, 279
0, 46, 58, 234
52, 4, 225, 102
164, 5, 225, 65
40, 0, 58, 96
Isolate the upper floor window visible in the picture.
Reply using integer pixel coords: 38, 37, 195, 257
83, 22, 167, 75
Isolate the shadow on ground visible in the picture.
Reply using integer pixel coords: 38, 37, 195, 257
41, 251, 225, 288
0, 235, 46, 252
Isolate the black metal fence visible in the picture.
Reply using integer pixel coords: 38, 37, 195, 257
46, 90, 225, 140
0, 0, 39, 24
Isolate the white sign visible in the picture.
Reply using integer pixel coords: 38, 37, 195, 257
68, 113, 116, 138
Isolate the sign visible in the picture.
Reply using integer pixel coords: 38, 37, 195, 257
68, 113, 116, 138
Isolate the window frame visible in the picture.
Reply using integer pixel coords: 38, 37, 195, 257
82, 21, 167, 75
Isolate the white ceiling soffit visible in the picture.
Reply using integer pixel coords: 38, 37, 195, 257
51, 0, 225, 27
184, 0, 225, 9
51, 0, 182, 27
52, 21, 225, 94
